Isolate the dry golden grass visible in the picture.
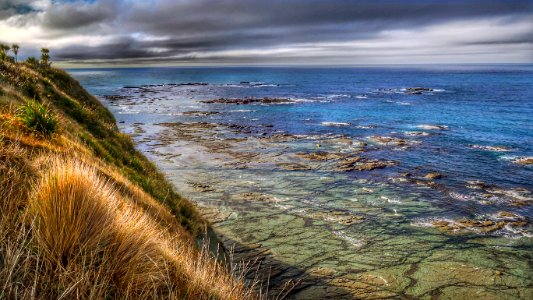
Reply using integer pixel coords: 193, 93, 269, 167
1, 152, 261, 299
0, 60, 263, 299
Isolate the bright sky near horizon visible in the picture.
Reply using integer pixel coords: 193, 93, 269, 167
0, 0, 532, 66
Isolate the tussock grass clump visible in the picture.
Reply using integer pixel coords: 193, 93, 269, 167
30, 160, 116, 265
29, 159, 168, 297
23, 158, 259, 299
17, 99, 58, 137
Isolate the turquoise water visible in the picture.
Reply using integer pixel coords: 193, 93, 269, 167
70, 65, 533, 299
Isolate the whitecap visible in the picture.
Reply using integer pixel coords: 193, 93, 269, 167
416, 124, 448, 130
321, 121, 351, 127
404, 131, 430, 136
499, 155, 518, 161
469, 145, 512, 152
448, 192, 475, 201
326, 94, 351, 99
228, 109, 255, 113
355, 125, 376, 129
381, 195, 401, 204
292, 98, 318, 103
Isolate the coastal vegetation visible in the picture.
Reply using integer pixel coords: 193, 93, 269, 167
0, 50, 259, 299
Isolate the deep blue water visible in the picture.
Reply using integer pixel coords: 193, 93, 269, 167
69, 65, 533, 218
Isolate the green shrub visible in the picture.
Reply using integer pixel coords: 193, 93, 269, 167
17, 99, 58, 137
25, 57, 39, 66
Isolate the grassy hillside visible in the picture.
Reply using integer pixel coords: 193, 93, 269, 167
0, 60, 258, 299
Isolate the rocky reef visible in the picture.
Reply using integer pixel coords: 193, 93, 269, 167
430, 211, 528, 234
513, 157, 533, 165
405, 87, 433, 94
100, 83, 533, 299
201, 97, 295, 105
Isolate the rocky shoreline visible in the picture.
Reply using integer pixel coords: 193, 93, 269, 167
100, 84, 533, 299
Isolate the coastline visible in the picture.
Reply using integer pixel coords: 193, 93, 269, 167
2, 0, 532, 298
90, 71, 532, 299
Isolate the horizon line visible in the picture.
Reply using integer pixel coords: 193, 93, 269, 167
60, 62, 533, 70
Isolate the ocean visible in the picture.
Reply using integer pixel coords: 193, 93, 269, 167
70, 65, 533, 299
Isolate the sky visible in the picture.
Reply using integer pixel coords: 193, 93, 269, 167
0, 0, 532, 67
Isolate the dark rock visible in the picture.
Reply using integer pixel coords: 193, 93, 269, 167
180, 82, 208, 86
181, 111, 221, 116
201, 97, 294, 105
408, 87, 428, 91
335, 156, 397, 172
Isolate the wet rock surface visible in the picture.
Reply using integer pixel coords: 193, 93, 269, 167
335, 156, 398, 172
367, 135, 421, 148
429, 213, 529, 234
424, 172, 443, 180
513, 157, 533, 165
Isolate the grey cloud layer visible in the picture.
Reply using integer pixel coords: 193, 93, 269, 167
2, 0, 532, 64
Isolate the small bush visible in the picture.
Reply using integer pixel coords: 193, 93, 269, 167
25, 57, 39, 66
17, 99, 58, 136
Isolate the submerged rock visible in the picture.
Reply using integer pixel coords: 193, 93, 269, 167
187, 182, 216, 192
323, 137, 354, 145
276, 162, 313, 171
233, 192, 285, 203
431, 219, 505, 233
261, 133, 301, 142
307, 210, 365, 226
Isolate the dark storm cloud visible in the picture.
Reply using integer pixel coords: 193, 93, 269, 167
0, 0, 38, 19
1, 0, 532, 64
128, 0, 532, 31
42, 0, 118, 30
